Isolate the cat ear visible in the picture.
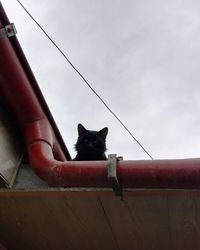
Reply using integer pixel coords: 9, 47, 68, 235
99, 127, 108, 139
78, 124, 87, 136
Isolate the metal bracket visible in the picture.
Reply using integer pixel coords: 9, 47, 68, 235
0, 23, 17, 39
108, 154, 123, 200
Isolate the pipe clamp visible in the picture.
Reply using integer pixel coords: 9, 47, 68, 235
0, 23, 17, 39
108, 154, 123, 200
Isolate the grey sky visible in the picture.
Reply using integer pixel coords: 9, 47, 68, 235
2, 0, 200, 160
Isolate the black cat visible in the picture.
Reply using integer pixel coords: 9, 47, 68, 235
73, 124, 108, 161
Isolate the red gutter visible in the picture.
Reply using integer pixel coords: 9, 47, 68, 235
1, 3, 200, 189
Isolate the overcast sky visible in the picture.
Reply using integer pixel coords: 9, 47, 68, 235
2, 0, 200, 160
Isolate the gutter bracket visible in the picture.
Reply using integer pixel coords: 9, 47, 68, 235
0, 23, 17, 39
108, 154, 123, 200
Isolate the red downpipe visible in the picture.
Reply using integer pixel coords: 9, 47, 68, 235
29, 140, 200, 188
1, 3, 200, 189
0, 2, 71, 161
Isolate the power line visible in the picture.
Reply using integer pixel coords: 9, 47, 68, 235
16, 0, 154, 160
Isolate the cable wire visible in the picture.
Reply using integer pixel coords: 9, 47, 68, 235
16, 0, 154, 160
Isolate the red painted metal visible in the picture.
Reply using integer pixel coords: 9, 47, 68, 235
29, 140, 200, 188
0, 2, 71, 161
1, 2, 200, 189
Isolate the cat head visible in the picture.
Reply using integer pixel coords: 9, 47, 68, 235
75, 124, 108, 155
77, 124, 108, 139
